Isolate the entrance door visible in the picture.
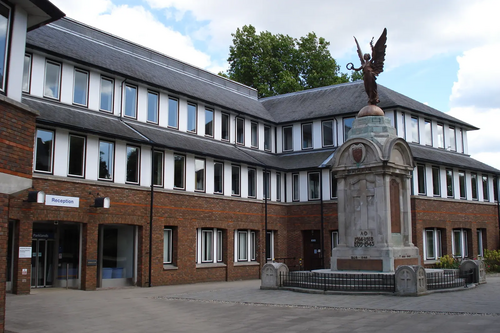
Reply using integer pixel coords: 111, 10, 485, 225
302, 230, 322, 271
31, 239, 54, 288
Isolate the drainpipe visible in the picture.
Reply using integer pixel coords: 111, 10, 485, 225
264, 168, 268, 263
320, 170, 325, 269
149, 146, 155, 287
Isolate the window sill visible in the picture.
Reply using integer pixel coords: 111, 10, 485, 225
234, 261, 259, 267
196, 263, 227, 269
163, 264, 178, 270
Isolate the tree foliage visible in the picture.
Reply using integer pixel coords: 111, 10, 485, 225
220, 25, 354, 98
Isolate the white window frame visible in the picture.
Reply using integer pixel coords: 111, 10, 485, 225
251, 121, 258, 148
331, 231, 339, 250
35, 128, 54, 174
0, 2, 10, 92
276, 172, 281, 202
221, 113, 230, 141
302, 123, 313, 149
282, 126, 293, 151
213, 161, 224, 194
477, 229, 484, 257
163, 228, 173, 264
308, 172, 320, 200
194, 158, 205, 192
153, 150, 164, 187
22, 53, 32, 93
322, 120, 334, 147
292, 173, 300, 201
264, 126, 271, 151
411, 116, 419, 143
73, 68, 89, 107
236, 117, 244, 145
98, 140, 114, 181
234, 230, 257, 262
248, 168, 256, 198
67, 134, 86, 178
424, 119, 432, 146
263, 171, 271, 200
197, 228, 223, 264
44, 60, 61, 100
173, 154, 185, 190
266, 230, 275, 261
232, 165, 240, 196
431, 166, 440, 197
205, 108, 214, 137
452, 229, 469, 259
423, 228, 442, 261
123, 84, 138, 118
187, 103, 197, 133
126, 145, 140, 184
436, 123, 444, 148
168, 97, 179, 129
147, 90, 159, 124
99, 76, 114, 112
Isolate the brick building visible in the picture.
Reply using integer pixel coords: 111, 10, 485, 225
3, 16, 499, 301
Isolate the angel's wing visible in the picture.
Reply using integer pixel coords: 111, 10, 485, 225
370, 28, 387, 76
354, 36, 364, 65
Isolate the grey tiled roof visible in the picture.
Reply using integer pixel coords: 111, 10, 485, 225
23, 97, 149, 143
26, 19, 275, 123
410, 144, 499, 174
261, 81, 477, 130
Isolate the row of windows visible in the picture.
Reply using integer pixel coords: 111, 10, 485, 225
404, 114, 465, 153
423, 228, 485, 260
23, 56, 274, 151
415, 164, 498, 201
163, 228, 275, 265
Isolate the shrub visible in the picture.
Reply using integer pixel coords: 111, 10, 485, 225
483, 249, 500, 272
435, 255, 460, 269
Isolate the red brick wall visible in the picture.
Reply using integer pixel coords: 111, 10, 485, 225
412, 196, 499, 262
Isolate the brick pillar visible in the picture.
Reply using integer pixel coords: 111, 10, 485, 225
12, 219, 33, 295
0, 194, 9, 332
81, 223, 98, 290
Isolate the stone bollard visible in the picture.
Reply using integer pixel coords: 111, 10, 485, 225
395, 265, 427, 296
260, 262, 289, 290
459, 259, 486, 284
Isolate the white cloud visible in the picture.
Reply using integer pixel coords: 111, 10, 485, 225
448, 43, 500, 170
51, 0, 212, 69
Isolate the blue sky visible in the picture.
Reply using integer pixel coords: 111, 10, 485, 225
51, 0, 500, 169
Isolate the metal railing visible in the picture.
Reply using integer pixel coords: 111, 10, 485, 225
426, 269, 473, 290
279, 271, 395, 292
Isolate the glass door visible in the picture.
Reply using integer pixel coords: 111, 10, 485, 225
31, 239, 54, 288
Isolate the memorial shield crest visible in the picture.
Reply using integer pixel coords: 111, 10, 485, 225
350, 143, 365, 164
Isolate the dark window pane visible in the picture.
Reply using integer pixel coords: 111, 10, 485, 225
126, 146, 139, 183
35, 129, 54, 172
68, 135, 85, 176
99, 141, 114, 180
174, 155, 185, 189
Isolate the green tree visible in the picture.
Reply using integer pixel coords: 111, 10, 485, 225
220, 25, 350, 98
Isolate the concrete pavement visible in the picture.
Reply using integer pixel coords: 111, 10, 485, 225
6, 276, 500, 333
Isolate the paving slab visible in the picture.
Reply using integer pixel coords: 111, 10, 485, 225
6, 276, 500, 333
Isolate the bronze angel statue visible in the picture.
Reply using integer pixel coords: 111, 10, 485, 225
347, 28, 387, 105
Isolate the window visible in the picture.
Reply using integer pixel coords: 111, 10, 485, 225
432, 166, 440, 197
411, 117, 419, 143
168, 97, 179, 128
292, 173, 300, 201
283, 126, 293, 151
477, 229, 485, 257
123, 84, 137, 118
446, 169, 454, 197
264, 126, 271, 151
343, 117, 355, 141
194, 158, 205, 192
483, 175, 489, 201
0, 3, 10, 91
266, 231, 275, 261
331, 172, 337, 198
73, 69, 88, 106
308, 172, 320, 200
436, 123, 444, 148
471, 173, 478, 200
235, 230, 256, 262
205, 108, 213, 137
163, 228, 173, 264
322, 120, 334, 147
126, 146, 140, 184
197, 228, 223, 264
423, 228, 442, 260
263, 171, 270, 200
221, 113, 229, 141
173, 154, 185, 189
187, 103, 197, 133
401, 113, 406, 139
68, 134, 85, 177
331, 231, 339, 249
458, 170, 466, 199
276, 172, 281, 202
424, 119, 432, 146
98, 140, 114, 180
100, 77, 114, 112
251, 122, 258, 148
494, 177, 498, 202
214, 161, 223, 194
448, 127, 456, 151
457, 129, 464, 153
452, 229, 469, 258
44, 60, 61, 99
417, 164, 426, 195
153, 151, 164, 187
232, 165, 240, 196
302, 123, 313, 149
147, 91, 159, 123
35, 128, 54, 173
22, 54, 31, 92
236, 117, 244, 144
248, 168, 256, 198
